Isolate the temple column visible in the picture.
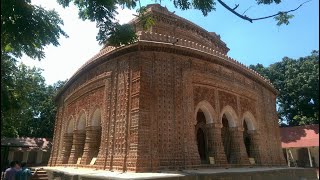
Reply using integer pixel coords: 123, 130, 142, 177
229, 127, 250, 165
206, 123, 228, 165
81, 126, 102, 165
68, 130, 86, 164
56, 133, 73, 164
247, 130, 262, 165
95, 137, 107, 168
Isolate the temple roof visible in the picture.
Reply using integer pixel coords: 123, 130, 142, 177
55, 4, 277, 101
1, 137, 52, 151
130, 4, 229, 54
280, 124, 319, 148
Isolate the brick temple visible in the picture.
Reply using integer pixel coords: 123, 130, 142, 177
48, 4, 286, 172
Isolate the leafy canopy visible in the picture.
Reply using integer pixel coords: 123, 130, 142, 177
0, 0, 312, 137
54, 0, 308, 46
249, 51, 319, 126
1, 0, 68, 60
1, 59, 65, 138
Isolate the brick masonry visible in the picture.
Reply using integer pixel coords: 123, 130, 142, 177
48, 4, 287, 172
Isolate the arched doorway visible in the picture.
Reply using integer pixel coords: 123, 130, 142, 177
61, 117, 74, 164
243, 120, 251, 157
68, 112, 87, 164
81, 108, 102, 165
197, 128, 206, 163
221, 115, 232, 163
242, 112, 259, 162
220, 106, 238, 164
91, 109, 102, 158
196, 110, 208, 164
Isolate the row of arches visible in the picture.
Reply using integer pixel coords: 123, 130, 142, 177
66, 109, 102, 133
195, 101, 260, 165
60, 108, 102, 165
195, 101, 256, 130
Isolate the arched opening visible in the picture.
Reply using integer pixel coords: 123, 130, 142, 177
80, 109, 102, 165
78, 113, 86, 130
221, 114, 232, 163
197, 128, 206, 163
91, 109, 102, 158
220, 106, 238, 164
243, 120, 251, 157
68, 112, 87, 164
61, 118, 74, 164
67, 118, 74, 133
242, 112, 258, 161
195, 110, 209, 164
92, 109, 101, 126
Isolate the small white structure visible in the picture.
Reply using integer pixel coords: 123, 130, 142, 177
280, 125, 319, 168
1, 137, 52, 168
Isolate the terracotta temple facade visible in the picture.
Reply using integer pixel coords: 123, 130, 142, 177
48, 4, 286, 172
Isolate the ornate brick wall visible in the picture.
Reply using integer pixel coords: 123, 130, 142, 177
48, 4, 286, 172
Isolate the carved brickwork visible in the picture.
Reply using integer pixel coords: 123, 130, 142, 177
112, 59, 130, 171
49, 4, 286, 172
48, 105, 64, 166
219, 91, 237, 113
126, 57, 141, 171
240, 97, 257, 118
172, 57, 186, 169
154, 55, 175, 169
193, 86, 216, 110
95, 75, 112, 168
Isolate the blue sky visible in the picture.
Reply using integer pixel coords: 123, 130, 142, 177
22, 0, 319, 85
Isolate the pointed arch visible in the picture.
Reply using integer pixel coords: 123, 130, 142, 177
77, 110, 87, 130
67, 116, 75, 133
194, 100, 217, 124
242, 111, 257, 131
91, 108, 101, 127
220, 105, 238, 127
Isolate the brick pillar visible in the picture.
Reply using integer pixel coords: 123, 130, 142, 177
247, 130, 262, 165
229, 127, 250, 165
68, 130, 86, 164
81, 126, 102, 165
206, 123, 228, 165
56, 133, 73, 164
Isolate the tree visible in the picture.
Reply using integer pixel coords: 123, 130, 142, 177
1, 0, 68, 60
1, 0, 68, 126
0, 0, 312, 136
250, 51, 319, 126
55, 0, 311, 45
1, 62, 65, 138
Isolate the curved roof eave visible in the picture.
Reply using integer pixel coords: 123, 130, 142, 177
55, 39, 277, 103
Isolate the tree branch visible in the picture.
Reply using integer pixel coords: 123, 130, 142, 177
217, 0, 253, 22
233, 4, 239, 10
217, 0, 311, 23
242, 6, 253, 15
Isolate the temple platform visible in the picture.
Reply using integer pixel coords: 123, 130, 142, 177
39, 166, 318, 180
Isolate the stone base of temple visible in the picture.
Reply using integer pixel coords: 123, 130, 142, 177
42, 166, 317, 180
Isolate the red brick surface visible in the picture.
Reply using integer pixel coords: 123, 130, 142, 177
48, 4, 286, 172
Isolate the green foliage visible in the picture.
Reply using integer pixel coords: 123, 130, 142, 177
1, 0, 67, 138
256, 0, 281, 5
250, 51, 319, 126
1, 0, 68, 60
107, 23, 138, 46
1, 60, 66, 138
54, 0, 299, 46
56, 0, 137, 45
274, 12, 294, 26
172, 0, 216, 16
0, 0, 311, 137
136, 7, 156, 31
